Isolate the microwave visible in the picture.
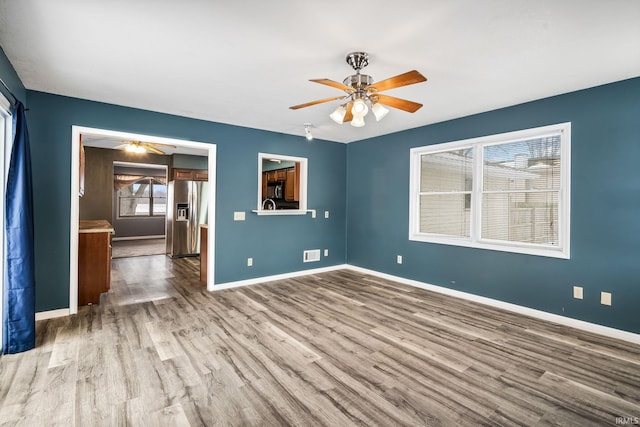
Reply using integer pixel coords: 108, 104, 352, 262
267, 183, 283, 199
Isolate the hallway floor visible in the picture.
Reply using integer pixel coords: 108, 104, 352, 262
111, 238, 166, 259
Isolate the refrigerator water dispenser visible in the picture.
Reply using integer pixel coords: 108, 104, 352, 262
176, 203, 189, 221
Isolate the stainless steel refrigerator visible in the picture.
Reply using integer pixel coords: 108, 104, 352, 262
166, 180, 208, 257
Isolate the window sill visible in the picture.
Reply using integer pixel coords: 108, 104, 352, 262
409, 233, 570, 259
252, 209, 311, 216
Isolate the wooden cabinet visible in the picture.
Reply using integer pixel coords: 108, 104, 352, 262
78, 220, 113, 306
262, 173, 268, 200
194, 170, 209, 181
285, 167, 300, 202
263, 166, 300, 202
172, 168, 195, 180
200, 225, 207, 284
172, 168, 208, 181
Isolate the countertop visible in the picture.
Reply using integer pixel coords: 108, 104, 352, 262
79, 220, 115, 234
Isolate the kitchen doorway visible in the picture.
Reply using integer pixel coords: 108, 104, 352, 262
69, 126, 217, 315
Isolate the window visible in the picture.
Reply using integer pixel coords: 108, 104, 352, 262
117, 177, 167, 217
409, 122, 571, 259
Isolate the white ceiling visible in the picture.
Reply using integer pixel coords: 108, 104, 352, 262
1, 1, 639, 144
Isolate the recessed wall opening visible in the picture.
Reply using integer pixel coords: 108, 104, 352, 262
70, 126, 217, 314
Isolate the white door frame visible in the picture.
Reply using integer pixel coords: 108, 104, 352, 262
70, 126, 217, 314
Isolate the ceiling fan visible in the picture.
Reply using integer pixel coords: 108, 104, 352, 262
290, 52, 427, 127
114, 140, 176, 155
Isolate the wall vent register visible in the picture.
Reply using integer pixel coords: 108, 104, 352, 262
303, 249, 321, 262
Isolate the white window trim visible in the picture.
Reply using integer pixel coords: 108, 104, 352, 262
0, 93, 12, 352
253, 152, 309, 215
409, 122, 571, 259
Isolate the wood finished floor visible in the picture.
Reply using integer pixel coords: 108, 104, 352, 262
1, 256, 639, 426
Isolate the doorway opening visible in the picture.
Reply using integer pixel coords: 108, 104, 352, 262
70, 126, 217, 315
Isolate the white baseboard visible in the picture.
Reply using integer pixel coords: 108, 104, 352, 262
211, 264, 348, 291
35, 263, 639, 345
112, 235, 165, 241
35, 308, 70, 321
345, 265, 640, 345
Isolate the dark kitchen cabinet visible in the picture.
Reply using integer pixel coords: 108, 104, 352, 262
172, 168, 208, 181
78, 220, 113, 306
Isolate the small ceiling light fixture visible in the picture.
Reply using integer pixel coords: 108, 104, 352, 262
304, 123, 314, 141
291, 52, 427, 128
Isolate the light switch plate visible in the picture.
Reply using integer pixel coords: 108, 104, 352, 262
324, 211, 329, 219
573, 286, 583, 299
234, 211, 245, 221
600, 291, 612, 306
324, 249, 329, 257
247, 257, 253, 267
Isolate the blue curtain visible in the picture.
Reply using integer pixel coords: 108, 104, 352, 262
2, 100, 35, 354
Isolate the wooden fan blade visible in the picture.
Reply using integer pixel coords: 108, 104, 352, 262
146, 142, 176, 149
375, 94, 423, 113
343, 102, 353, 123
367, 70, 427, 93
143, 145, 165, 155
289, 96, 346, 110
310, 79, 355, 93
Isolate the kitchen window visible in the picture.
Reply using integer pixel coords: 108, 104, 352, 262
116, 176, 167, 217
409, 122, 571, 259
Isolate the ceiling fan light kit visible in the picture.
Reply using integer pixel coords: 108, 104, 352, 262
371, 102, 390, 121
329, 105, 347, 124
115, 140, 176, 155
125, 142, 147, 154
290, 51, 427, 128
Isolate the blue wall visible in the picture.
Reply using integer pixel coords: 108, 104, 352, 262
0, 46, 26, 104
24, 91, 346, 311
346, 77, 640, 334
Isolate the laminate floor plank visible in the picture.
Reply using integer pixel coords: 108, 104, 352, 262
2, 257, 639, 425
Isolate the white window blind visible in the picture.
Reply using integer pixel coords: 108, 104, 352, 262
418, 149, 473, 237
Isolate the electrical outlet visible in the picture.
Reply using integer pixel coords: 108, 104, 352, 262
247, 257, 253, 267
573, 286, 583, 299
600, 291, 612, 306
324, 210, 330, 219
324, 249, 329, 257
397, 255, 403, 264
234, 211, 245, 221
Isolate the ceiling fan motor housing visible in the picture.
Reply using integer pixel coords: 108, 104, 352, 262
343, 74, 373, 92
346, 52, 369, 71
